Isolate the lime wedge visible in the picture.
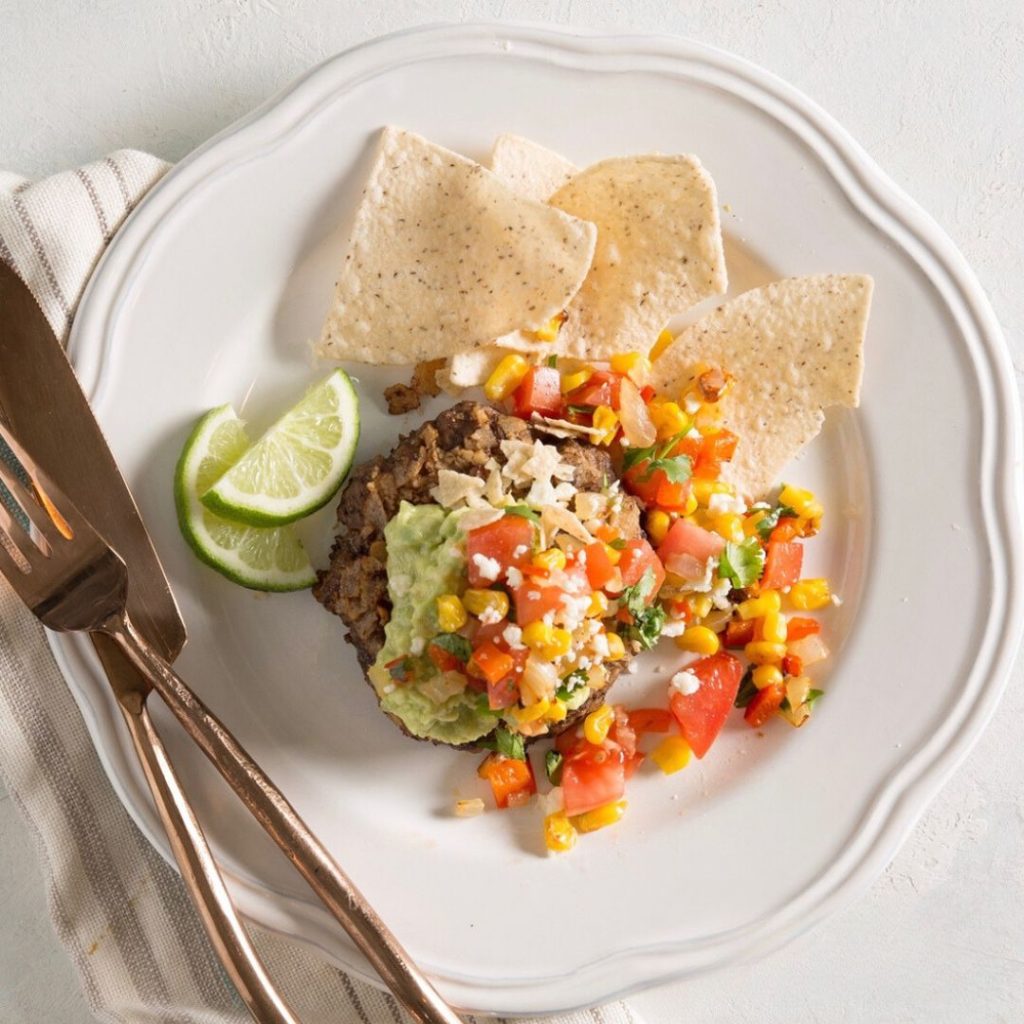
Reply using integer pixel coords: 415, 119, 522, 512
200, 369, 360, 526
175, 405, 317, 592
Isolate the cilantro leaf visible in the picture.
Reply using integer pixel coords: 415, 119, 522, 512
480, 726, 526, 760
608, 537, 627, 551
619, 605, 666, 651
430, 633, 472, 663
546, 354, 559, 368
504, 504, 540, 522
556, 668, 589, 701
806, 688, 824, 707
621, 432, 693, 484
754, 504, 798, 540
718, 537, 766, 588
621, 567, 657, 616
734, 667, 757, 708
545, 750, 564, 785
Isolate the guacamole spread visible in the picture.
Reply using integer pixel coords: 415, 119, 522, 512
368, 501, 497, 744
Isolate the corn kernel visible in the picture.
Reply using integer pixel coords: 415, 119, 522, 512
584, 704, 615, 745
745, 641, 788, 665
685, 594, 714, 621
779, 484, 819, 519
542, 627, 573, 660
533, 316, 563, 343
454, 798, 485, 818
692, 478, 730, 505
738, 591, 782, 620
436, 594, 467, 632
712, 512, 745, 544
592, 405, 620, 445
532, 548, 567, 574
510, 698, 551, 725
605, 632, 627, 661
675, 625, 721, 655
788, 579, 831, 611
610, 351, 652, 383
648, 400, 691, 440
544, 812, 578, 852
587, 591, 610, 617
574, 799, 627, 833
646, 509, 672, 545
462, 589, 510, 620
522, 621, 555, 653
603, 542, 622, 566
752, 664, 784, 689
650, 329, 674, 361
560, 368, 592, 394
483, 354, 530, 401
682, 492, 699, 516
650, 735, 693, 775
744, 510, 768, 537
761, 610, 788, 644
545, 700, 568, 723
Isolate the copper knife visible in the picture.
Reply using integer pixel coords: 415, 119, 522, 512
0, 260, 464, 1024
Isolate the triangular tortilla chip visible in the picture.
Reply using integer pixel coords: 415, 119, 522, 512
317, 127, 597, 365
489, 133, 578, 202
651, 274, 873, 498
549, 155, 727, 358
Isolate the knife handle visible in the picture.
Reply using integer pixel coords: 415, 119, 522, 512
119, 694, 300, 1024
105, 612, 466, 1024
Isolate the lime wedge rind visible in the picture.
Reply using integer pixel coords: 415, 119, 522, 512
175, 405, 317, 592
200, 369, 360, 527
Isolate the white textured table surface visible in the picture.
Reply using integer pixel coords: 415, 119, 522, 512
2, 3, 1022, 1023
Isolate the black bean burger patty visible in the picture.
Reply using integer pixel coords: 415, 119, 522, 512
313, 400, 642, 746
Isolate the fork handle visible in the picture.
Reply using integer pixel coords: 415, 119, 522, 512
104, 612, 465, 1024
119, 695, 300, 1024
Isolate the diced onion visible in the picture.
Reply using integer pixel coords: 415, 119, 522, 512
618, 378, 657, 448
787, 634, 829, 667
520, 654, 559, 704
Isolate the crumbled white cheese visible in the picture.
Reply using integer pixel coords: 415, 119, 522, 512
592, 632, 610, 658
685, 426, 702, 439
711, 575, 733, 610
670, 669, 701, 695
506, 566, 524, 589
574, 491, 607, 521
390, 574, 412, 597
831, 593, 844, 607
382, 683, 397, 695
479, 605, 503, 625
684, 395, 702, 415
559, 592, 592, 632
708, 492, 747, 516
409, 636, 425, 655
502, 624, 525, 650
660, 619, 689, 638
471, 552, 501, 582
499, 438, 576, 509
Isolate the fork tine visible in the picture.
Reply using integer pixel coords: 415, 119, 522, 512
0, 496, 37, 575
0, 421, 80, 545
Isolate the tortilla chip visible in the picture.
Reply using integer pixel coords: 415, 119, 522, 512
548, 155, 727, 358
651, 274, 873, 498
489, 134, 578, 202
317, 127, 597, 365
442, 348, 506, 393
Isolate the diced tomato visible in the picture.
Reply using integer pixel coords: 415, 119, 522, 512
786, 617, 821, 641
478, 754, 536, 809
744, 683, 785, 728
426, 643, 464, 674
470, 640, 514, 685
668, 651, 744, 758
770, 517, 802, 543
473, 620, 527, 708
657, 519, 725, 578
383, 656, 416, 683
466, 516, 534, 587
512, 366, 564, 418
622, 463, 692, 509
617, 539, 666, 601
565, 370, 622, 410
760, 540, 803, 590
722, 618, 755, 648
692, 429, 738, 478
627, 707, 674, 736
782, 653, 804, 677
593, 523, 619, 543
623, 752, 644, 779
583, 541, 617, 590
609, 706, 637, 760
514, 564, 589, 626
487, 674, 520, 710
555, 726, 582, 755
639, 384, 656, 403
561, 741, 627, 816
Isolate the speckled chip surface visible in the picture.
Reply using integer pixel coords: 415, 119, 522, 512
548, 154, 728, 358
488, 133, 578, 202
316, 126, 597, 365
651, 274, 873, 498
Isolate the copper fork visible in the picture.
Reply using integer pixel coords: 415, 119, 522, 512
0, 420, 464, 1024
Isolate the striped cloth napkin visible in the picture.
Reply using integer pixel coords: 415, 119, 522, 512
0, 154, 644, 1024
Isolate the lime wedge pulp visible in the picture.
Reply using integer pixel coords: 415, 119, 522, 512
175, 405, 317, 592
200, 369, 360, 527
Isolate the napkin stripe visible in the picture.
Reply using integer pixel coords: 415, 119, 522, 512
104, 155, 133, 210
75, 168, 111, 243
10, 193, 71, 318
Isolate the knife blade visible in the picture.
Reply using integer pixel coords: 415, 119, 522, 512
0, 259, 185, 695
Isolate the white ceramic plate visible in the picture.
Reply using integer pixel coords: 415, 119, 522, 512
55, 24, 1022, 1016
